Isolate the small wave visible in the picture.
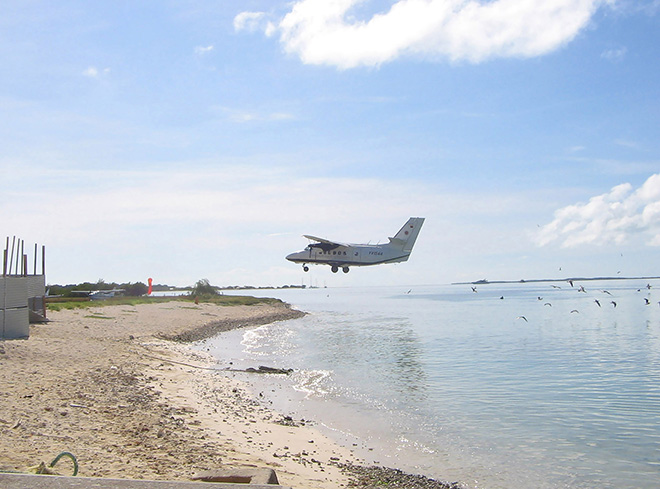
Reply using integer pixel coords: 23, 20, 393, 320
240, 324, 296, 357
291, 369, 333, 398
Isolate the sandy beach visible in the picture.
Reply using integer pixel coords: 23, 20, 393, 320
0, 299, 369, 488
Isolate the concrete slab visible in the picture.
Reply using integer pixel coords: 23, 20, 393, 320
191, 469, 279, 485
0, 473, 291, 489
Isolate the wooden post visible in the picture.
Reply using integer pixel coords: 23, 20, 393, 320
20, 240, 25, 275
9, 236, 15, 275
3, 236, 8, 276
42, 245, 46, 276
34, 243, 38, 275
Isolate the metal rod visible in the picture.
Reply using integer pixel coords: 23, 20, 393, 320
42, 245, 46, 276
34, 243, 38, 275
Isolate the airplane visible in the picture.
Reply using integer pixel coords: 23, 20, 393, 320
286, 217, 425, 274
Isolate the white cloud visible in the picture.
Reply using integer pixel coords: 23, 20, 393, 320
613, 138, 640, 150
610, 0, 660, 15
536, 173, 660, 248
194, 45, 214, 56
601, 46, 627, 62
83, 66, 110, 78
233, 11, 268, 32
236, 0, 612, 68
216, 106, 296, 123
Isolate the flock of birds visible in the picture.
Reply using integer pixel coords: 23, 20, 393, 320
469, 282, 659, 323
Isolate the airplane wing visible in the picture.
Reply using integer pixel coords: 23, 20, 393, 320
303, 235, 349, 247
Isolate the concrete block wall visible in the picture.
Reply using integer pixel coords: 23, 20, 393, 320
1, 276, 30, 339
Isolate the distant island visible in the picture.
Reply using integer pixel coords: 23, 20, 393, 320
453, 275, 660, 285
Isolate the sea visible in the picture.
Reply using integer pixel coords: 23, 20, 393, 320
192, 281, 660, 489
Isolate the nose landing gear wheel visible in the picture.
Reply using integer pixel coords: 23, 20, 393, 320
303, 265, 309, 272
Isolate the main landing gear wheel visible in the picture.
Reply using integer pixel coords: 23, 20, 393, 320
342, 267, 350, 273
331, 265, 339, 273
303, 265, 309, 272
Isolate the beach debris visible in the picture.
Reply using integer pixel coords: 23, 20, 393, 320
274, 415, 301, 427
336, 463, 464, 489
245, 366, 293, 375
26, 452, 78, 477
191, 467, 279, 485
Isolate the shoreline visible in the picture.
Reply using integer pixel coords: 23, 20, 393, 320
0, 300, 459, 488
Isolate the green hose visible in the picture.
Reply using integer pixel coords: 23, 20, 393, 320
49, 452, 78, 476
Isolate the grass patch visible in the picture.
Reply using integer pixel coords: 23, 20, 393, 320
46, 295, 281, 312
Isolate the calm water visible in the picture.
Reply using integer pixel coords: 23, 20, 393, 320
194, 282, 660, 489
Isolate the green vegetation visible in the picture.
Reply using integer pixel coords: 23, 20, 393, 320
48, 279, 151, 297
45, 278, 283, 311
189, 278, 220, 299
46, 294, 279, 312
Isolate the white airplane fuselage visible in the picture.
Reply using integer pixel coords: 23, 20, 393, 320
286, 217, 424, 273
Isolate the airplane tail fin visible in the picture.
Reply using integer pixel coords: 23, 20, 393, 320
388, 217, 425, 253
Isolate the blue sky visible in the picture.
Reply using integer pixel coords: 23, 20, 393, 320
1, 0, 659, 288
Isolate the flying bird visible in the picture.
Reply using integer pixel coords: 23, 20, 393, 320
516, 316, 528, 322
601, 290, 612, 295
611, 301, 617, 308
471, 286, 478, 293
644, 298, 651, 305
578, 286, 586, 293
570, 310, 579, 314
594, 299, 601, 307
